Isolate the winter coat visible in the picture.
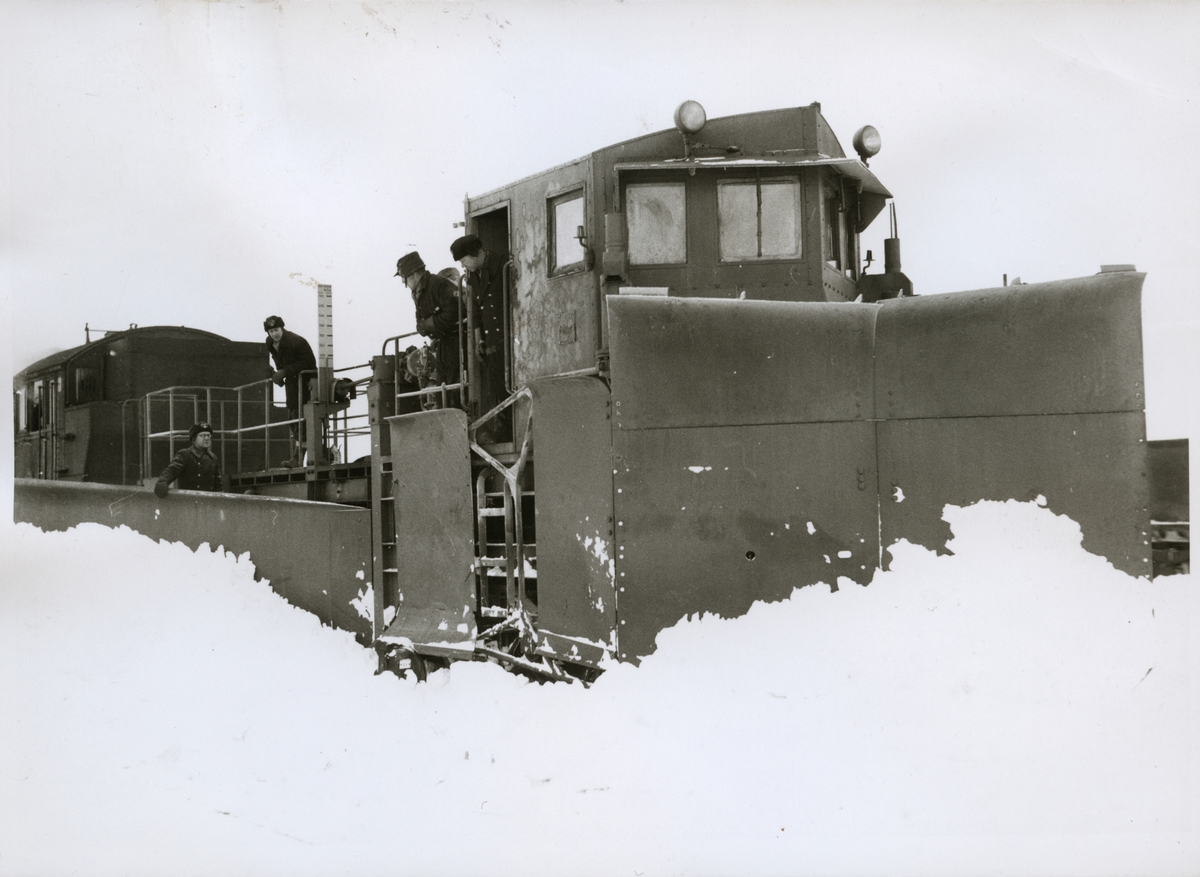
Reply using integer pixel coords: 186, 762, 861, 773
411, 271, 461, 384
157, 445, 222, 492
267, 329, 317, 412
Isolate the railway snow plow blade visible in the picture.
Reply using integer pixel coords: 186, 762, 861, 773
608, 295, 880, 662
13, 478, 373, 642
874, 271, 1150, 576
607, 271, 1149, 660
525, 376, 618, 667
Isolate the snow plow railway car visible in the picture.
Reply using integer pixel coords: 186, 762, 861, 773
14, 101, 1190, 682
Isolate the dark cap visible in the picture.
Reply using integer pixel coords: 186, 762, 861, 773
450, 234, 483, 261
396, 252, 425, 278
263, 315, 285, 331
189, 422, 214, 442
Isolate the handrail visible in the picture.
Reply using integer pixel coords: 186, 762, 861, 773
140, 360, 375, 475
381, 332, 420, 356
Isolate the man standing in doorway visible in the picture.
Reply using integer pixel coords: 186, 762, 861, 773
264, 315, 316, 467
395, 251, 461, 406
450, 234, 510, 442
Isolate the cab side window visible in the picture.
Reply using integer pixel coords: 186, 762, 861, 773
73, 366, 100, 404
550, 190, 588, 274
28, 380, 43, 432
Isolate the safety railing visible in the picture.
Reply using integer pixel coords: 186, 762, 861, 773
139, 365, 374, 479
380, 332, 466, 414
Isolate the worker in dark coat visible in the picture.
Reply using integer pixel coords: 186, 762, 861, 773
264, 315, 316, 466
395, 251, 461, 405
451, 234, 510, 441
154, 421, 221, 497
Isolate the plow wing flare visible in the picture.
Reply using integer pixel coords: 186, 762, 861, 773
874, 272, 1150, 576
606, 272, 1150, 660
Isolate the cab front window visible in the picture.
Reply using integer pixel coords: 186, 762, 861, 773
717, 177, 801, 262
625, 182, 687, 265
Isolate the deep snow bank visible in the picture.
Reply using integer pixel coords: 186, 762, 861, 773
1, 500, 1195, 877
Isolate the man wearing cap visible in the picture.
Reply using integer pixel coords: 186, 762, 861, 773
395, 251, 461, 405
154, 422, 222, 497
450, 234, 510, 441
264, 315, 317, 466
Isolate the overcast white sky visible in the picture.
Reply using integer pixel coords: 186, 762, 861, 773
3, 1, 1199, 440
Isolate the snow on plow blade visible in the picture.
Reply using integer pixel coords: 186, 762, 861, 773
607, 272, 1149, 660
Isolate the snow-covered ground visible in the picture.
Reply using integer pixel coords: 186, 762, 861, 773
1, 501, 1196, 877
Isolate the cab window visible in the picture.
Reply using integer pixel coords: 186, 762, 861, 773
717, 177, 801, 261
28, 380, 43, 432
626, 182, 687, 265
73, 366, 100, 404
550, 190, 587, 274
823, 177, 853, 277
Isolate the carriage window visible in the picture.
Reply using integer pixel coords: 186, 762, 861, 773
550, 191, 587, 274
626, 182, 686, 265
74, 366, 100, 404
717, 178, 801, 261
28, 380, 43, 432
15, 388, 26, 432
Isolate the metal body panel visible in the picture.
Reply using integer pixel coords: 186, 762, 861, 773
527, 377, 617, 659
877, 413, 1151, 577
608, 294, 875, 429
874, 273, 1146, 419
382, 409, 476, 648
613, 422, 878, 661
13, 479, 373, 642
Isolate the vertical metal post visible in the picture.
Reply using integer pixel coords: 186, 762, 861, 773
144, 394, 152, 482
236, 386, 243, 474
264, 380, 270, 468
317, 284, 334, 402
168, 389, 176, 458
313, 283, 334, 466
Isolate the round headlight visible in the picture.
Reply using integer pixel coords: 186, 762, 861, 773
853, 125, 882, 161
674, 100, 707, 136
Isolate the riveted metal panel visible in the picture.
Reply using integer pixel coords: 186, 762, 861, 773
612, 421, 878, 662
382, 409, 476, 649
877, 412, 1151, 577
527, 376, 617, 661
608, 295, 875, 429
14, 479, 373, 643
874, 273, 1145, 420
